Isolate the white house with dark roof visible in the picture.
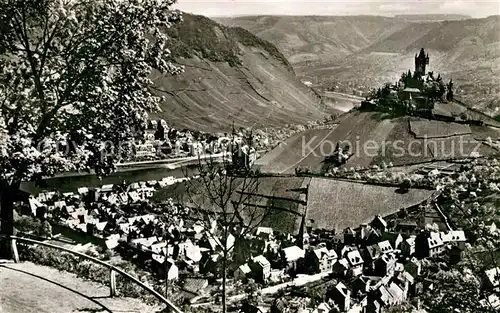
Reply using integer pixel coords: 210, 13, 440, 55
281, 246, 305, 271
401, 236, 416, 257
375, 253, 397, 277
346, 250, 364, 276
484, 267, 500, 291
333, 258, 350, 277
251, 255, 271, 283
313, 247, 338, 273
234, 263, 252, 281
377, 240, 394, 254
440, 230, 466, 249
256, 227, 274, 239
328, 282, 351, 312
428, 232, 445, 257
370, 215, 388, 232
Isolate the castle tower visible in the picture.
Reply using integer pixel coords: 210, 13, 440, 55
414, 48, 429, 75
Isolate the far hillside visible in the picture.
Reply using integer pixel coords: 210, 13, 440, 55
394, 14, 472, 21
149, 13, 338, 132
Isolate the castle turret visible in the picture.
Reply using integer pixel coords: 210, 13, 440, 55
414, 48, 430, 75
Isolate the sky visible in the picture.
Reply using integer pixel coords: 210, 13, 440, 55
173, 0, 500, 18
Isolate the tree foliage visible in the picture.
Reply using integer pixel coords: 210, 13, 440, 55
0, 0, 183, 184
0, 0, 184, 258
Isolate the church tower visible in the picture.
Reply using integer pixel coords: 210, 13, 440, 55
414, 48, 429, 76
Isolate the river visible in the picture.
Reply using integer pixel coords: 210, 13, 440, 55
21, 165, 199, 195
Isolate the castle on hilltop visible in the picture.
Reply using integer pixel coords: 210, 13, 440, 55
415, 48, 429, 75
362, 47, 456, 117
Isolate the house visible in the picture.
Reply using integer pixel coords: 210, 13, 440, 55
346, 250, 364, 276
135, 143, 156, 158
484, 267, 500, 292
401, 236, 416, 257
313, 247, 338, 273
395, 221, 418, 235
377, 240, 393, 254
128, 191, 141, 203
199, 253, 221, 277
387, 282, 406, 304
365, 245, 382, 264
427, 232, 445, 257
77, 187, 89, 195
312, 302, 331, 313
366, 240, 393, 263
343, 227, 357, 245
28, 197, 44, 216
105, 235, 120, 249
402, 87, 422, 101
305, 246, 338, 274
256, 227, 274, 240
183, 240, 202, 263
144, 129, 156, 141
395, 271, 415, 297
352, 276, 371, 296
151, 255, 178, 280
333, 258, 350, 277
327, 282, 351, 312
54, 200, 66, 209
359, 223, 371, 241
380, 232, 403, 250
234, 263, 252, 281
479, 294, 500, 311
370, 215, 387, 233
340, 245, 357, 258
375, 253, 397, 277
281, 246, 305, 271
165, 258, 179, 280
151, 241, 168, 255
377, 285, 396, 307
404, 257, 422, 278
137, 186, 155, 199
101, 184, 114, 193
440, 230, 466, 250
415, 231, 444, 258
250, 255, 271, 283
181, 278, 208, 300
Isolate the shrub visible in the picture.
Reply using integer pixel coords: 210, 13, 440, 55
14, 215, 52, 238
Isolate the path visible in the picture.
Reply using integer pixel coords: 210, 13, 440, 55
227, 272, 330, 303
0, 261, 163, 313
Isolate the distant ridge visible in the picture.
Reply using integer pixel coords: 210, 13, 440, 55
394, 14, 472, 21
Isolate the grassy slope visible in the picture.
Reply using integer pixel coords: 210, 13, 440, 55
306, 178, 434, 232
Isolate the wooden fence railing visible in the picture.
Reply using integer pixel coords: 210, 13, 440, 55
5, 235, 183, 313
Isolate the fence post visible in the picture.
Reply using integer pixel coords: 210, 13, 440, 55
11, 239, 19, 263
109, 269, 116, 297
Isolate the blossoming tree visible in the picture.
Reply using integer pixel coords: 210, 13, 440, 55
0, 0, 183, 257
